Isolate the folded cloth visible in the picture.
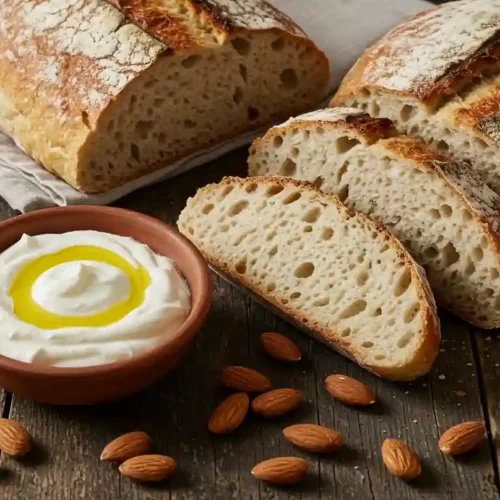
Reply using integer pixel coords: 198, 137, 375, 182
0, 0, 431, 213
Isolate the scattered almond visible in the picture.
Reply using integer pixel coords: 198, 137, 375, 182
208, 393, 250, 434
119, 454, 176, 483
251, 388, 302, 417
252, 457, 308, 485
382, 439, 421, 480
439, 421, 486, 456
283, 424, 342, 454
0, 418, 32, 457
100, 431, 150, 463
259, 332, 302, 362
219, 366, 272, 392
324, 374, 375, 406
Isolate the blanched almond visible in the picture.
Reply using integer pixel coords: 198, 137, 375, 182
439, 421, 486, 456
251, 389, 302, 417
100, 431, 150, 462
260, 332, 302, 362
382, 439, 421, 480
208, 393, 250, 434
252, 457, 308, 485
119, 454, 176, 482
0, 418, 32, 457
324, 374, 375, 405
283, 424, 342, 454
219, 366, 272, 392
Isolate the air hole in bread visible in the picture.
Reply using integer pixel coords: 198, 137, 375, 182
373, 307, 382, 317
316, 127, 325, 135
341, 328, 351, 337
248, 106, 260, 121
442, 242, 460, 267
291, 292, 301, 299
337, 184, 349, 203
239, 64, 247, 83
280, 69, 299, 90
202, 203, 214, 215
397, 332, 413, 349
129, 95, 137, 108
474, 138, 488, 150
303, 207, 321, 223
429, 208, 441, 220
362, 341, 374, 348
404, 303, 420, 323
337, 161, 350, 184
360, 88, 371, 98
336, 136, 360, 154
221, 185, 234, 197
462, 209, 473, 221
251, 245, 262, 254
187, 226, 194, 235
465, 260, 476, 276
273, 136, 283, 148
394, 269, 412, 297
424, 246, 439, 259
130, 143, 140, 162
375, 354, 385, 361
266, 231, 276, 242
321, 228, 333, 241
290, 147, 300, 159
268, 245, 278, 257
266, 184, 284, 197
266, 283, 276, 292
294, 262, 315, 278
136, 120, 154, 140
184, 119, 197, 129
182, 55, 200, 69
312, 176, 324, 189
233, 87, 244, 105
245, 182, 258, 193
440, 204, 452, 217
280, 158, 296, 176
400, 105, 416, 122
490, 268, 499, 279
303, 225, 313, 233
235, 258, 247, 274
313, 297, 329, 307
271, 37, 285, 52
282, 191, 301, 204
357, 271, 369, 286
436, 140, 449, 152
370, 102, 381, 116
228, 200, 249, 216
231, 37, 251, 56
485, 288, 494, 297
471, 246, 484, 262
340, 299, 367, 319
220, 224, 229, 233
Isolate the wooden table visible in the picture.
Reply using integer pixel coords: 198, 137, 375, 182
1, 2, 500, 499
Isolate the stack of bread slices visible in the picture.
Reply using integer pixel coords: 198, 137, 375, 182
178, 0, 500, 381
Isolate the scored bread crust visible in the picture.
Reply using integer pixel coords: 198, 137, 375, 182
0, 0, 329, 192
249, 108, 500, 327
178, 176, 440, 381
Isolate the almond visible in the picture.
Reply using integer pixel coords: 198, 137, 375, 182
219, 366, 272, 392
324, 374, 375, 405
259, 332, 302, 362
251, 388, 302, 417
283, 424, 342, 454
439, 421, 486, 456
382, 439, 421, 480
119, 454, 176, 482
100, 431, 150, 462
0, 418, 32, 457
252, 457, 308, 485
208, 393, 250, 434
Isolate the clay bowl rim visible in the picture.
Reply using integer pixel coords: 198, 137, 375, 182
0, 205, 212, 378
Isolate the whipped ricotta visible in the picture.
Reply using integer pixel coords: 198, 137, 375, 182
0, 231, 191, 367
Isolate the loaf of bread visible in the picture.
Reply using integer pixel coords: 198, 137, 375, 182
178, 176, 440, 381
249, 107, 500, 328
331, 0, 500, 194
0, 0, 329, 193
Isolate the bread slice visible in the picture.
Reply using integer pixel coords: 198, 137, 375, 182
0, 0, 329, 193
249, 107, 500, 328
178, 176, 440, 381
331, 0, 500, 194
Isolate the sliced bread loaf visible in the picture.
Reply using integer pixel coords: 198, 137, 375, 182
178, 176, 440, 381
248, 107, 500, 328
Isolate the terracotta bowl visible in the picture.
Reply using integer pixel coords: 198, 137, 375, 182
0, 206, 212, 405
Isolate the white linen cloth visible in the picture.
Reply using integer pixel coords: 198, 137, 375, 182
0, 0, 431, 212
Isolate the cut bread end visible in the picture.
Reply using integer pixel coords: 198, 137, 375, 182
178, 176, 440, 380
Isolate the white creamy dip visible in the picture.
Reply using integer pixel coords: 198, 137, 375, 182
0, 231, 191, 367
